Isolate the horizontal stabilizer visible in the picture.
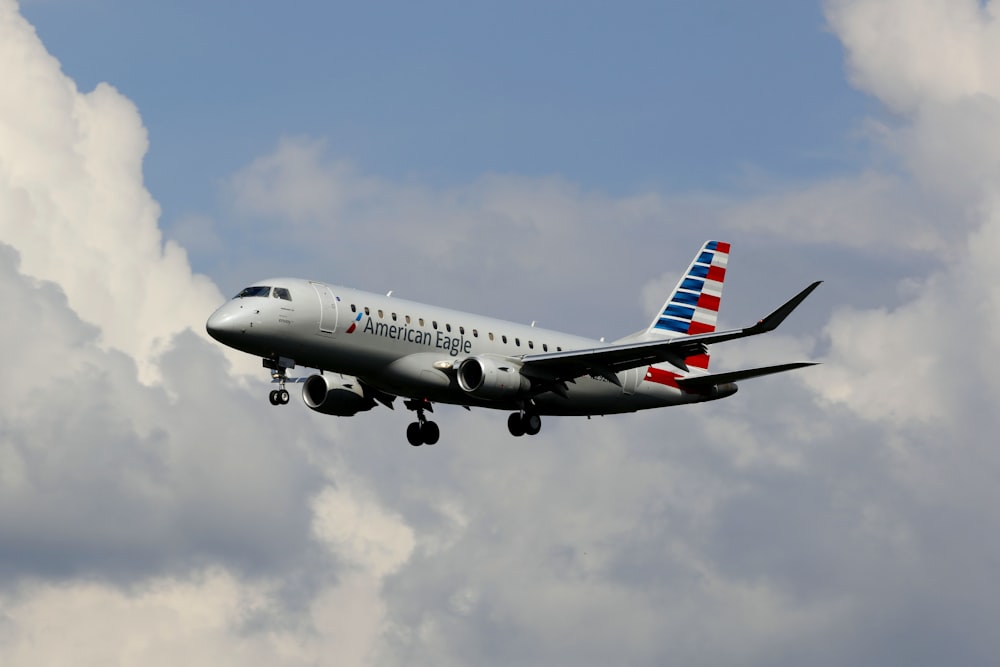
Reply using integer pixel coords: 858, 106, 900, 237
676, 362, 819, 391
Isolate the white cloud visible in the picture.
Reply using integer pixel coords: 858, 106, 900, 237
228, 137, 381, 224
0, 567, 406, 667
0, 1, 247, 382
803, 0, 1000, 429
0, 4, 413, 663
827, 0, 1000, 114
4, 0, 1000, 665
312, 481, 415, 579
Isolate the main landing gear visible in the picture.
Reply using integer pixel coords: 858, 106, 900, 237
404, 398, 440, 447
507, 410, 542, 437
401, 401, 541, 446
264, 356, 294, 406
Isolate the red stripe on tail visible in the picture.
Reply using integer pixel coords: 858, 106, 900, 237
707, 265, 726, 283
697, 293, 720, 312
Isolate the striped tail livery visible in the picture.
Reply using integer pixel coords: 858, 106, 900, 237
645, 240, 731, 371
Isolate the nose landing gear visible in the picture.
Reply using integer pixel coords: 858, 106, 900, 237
404, 398, 440, 446
264, 356, 295, 406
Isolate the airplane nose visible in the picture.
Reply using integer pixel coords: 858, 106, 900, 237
206, 308, 243, 342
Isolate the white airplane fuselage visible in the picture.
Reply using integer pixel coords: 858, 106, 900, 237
206, 279, 716, 417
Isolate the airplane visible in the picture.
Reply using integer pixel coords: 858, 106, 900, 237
206, 241, 821, 446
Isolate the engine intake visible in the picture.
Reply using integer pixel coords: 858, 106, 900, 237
457, 355, 531, 399
302, 374, 376, 416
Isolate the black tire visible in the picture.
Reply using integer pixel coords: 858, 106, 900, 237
523, 413, 542, 436
278, 389, 290, 404
269, 390, 280, 405
406, 422, 423, 447
508, 412, 526, 437
422, 421, 440, 445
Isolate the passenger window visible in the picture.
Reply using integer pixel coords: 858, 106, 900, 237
351, 304, 357, 313
557, 346, 563, 351
392, 313, 397, 321
432, 321, 438, 330
405, 315, 411, 324
364, 306, 370, 315
515, 338, 521, 347
543, 343, 549, 352
419, 318, 425, 327
446, 324, 452, 333
528, 341, 534, 349
473, 329, 478, 338
502, 335, 507, 344
378, 310, 384, 319
489, 333, 494, 341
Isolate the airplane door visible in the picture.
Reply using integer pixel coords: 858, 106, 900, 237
310, 282, 338, 335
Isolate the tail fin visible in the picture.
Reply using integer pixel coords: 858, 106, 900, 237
645, 240, 730, 370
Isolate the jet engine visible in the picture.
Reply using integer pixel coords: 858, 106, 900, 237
456, 355, 531, 399
302, 373, 377, 416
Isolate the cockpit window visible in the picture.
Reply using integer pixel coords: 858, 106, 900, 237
235, 286, 271, 298
273, 287, 292, 301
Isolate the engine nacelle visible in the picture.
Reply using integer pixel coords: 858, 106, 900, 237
456, 355, 531, 399
302, 373, 376, 416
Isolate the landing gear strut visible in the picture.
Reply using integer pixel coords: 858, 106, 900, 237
508, 410, 542, 437
264, 356, 294, 405
404, 398, 439, 446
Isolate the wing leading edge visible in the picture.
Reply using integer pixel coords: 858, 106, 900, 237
518, 281, 822, 387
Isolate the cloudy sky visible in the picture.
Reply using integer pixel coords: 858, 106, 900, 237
2, 0, 999, 664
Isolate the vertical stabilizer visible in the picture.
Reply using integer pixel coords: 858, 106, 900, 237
644, 240, 730, 370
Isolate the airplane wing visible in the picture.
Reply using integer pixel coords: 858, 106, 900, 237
518, 281, 822, 387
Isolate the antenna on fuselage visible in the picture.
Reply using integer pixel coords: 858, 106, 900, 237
386, 290, 393, 297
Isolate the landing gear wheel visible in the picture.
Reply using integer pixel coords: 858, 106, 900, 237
422, 421, 440, 445
265, 357, 295, 407
523, 413, 542, 436
508, 412, 526, 437
407, 422, 423, 447
404, 398, 440, 446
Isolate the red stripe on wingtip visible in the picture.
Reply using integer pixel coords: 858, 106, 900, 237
706, 265, 726, 283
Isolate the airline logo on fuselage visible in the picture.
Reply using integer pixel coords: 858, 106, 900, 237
357, 316, 472, 356
345, 312, 362, 333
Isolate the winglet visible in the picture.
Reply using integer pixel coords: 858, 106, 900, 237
747, 281, 822, 335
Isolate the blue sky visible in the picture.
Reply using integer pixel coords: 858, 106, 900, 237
23, 1, 870, 225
